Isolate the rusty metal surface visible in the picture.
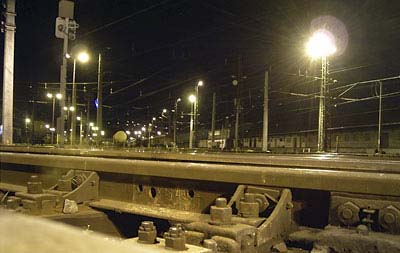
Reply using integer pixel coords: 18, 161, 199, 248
1, 151, 400, 197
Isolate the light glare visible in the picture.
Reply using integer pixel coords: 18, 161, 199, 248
77, 52, 89, 63
188, 94, 196, 103
306, 30, 337, 58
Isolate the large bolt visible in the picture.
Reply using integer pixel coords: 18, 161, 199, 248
6, 196, 21, 210
138, 221, 157, 244
164, 226, 186, 251
27, 175, 43, 194
239, 193, 259, 218
215, 198, 227, 207
203, 239, 217, 252
379, 205, 400, 233
356, 224, 369, 235
210, 197, 232, 225
337, 202, 360, 226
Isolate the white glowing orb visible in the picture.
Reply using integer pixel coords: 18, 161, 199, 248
77, 52, 89, 63
306, 30, 337, 58
188, 94, 196, 103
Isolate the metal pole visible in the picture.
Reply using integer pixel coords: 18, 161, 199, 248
58, 18, 69, 146
262, 70, 269, 152
79, 111, 83, 146
211, 92, 216, 148
173, 99, 179, 148
1, 0, 16, 145
148, 125, 151, 148
96, 53, 103, 144
317, 56, 327, 152
377, 81, 383, 153
194, 85, 198, 148
86, 91, 91, 142
51, 96, 56, 144
189, 103, 194, 149
234, 100, 239, 151
234, 55, 242, 151
71, 59, 77, 145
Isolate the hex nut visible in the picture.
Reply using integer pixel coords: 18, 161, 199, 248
210, 198, 232, 225
203, 239, 217, 252
6, 197, 21, 210
337, 201, 360, 226
239, 193, 259, 218
27, 175, 43, 194
164, 226, 186, 251
138, 221, 157, 244
379, 205, 400, 233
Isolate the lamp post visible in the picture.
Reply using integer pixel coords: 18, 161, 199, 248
306, 30, 336, 152
47, 92, 62, 144
194, 81, 203, 147
25, 118, 31, 144
71, 51, 89, 145
188, 94, 196, 149
77, 113, 83, 146
173, 98, 181, 148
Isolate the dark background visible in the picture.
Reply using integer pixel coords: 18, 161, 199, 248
1, 0, 400, 137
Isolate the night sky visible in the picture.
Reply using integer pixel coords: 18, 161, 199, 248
1, 0, 400, 137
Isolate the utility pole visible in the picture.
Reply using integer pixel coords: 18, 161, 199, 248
262, 70, 269, 152
58, 18, 69, 146
173, 98, 181, 148
56, 0, 75, 146
70, 59, 77, 145
96, 53, 103, 144
189, 102, 194, 149
211, 92, 216, 148
1, 0, 16, 145
79, 111, 83, 146
317, 56, 328, 152
86, 90, 91, 142
233, 55, 242, 151
377, 81, 383, 153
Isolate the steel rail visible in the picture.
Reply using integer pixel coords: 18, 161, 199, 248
1, 152, 399, 197
1, 146, 399, 172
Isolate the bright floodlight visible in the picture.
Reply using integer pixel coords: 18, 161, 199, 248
162, 108, 167, 113
69, 106, 75, 111
25, 118, 31, 123
77, 52, 89, 63
198, 80, 203, 87
47, 93, 53, 98
56, 93, 62, 99
188, 94, 196, 103
306, 30, 337, 58
177, 98, 182, 102
45, 124, 50, 129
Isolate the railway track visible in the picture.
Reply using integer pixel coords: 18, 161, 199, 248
1, 146, 400, 252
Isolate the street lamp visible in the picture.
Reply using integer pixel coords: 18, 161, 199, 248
306, 29, 336, 152
173, 97, 181, 148
71, 51, 89, 146
76, 114, 84, 146
25, 118, 31, 144
46, 92, 62, 144
194, 81, 203, 148
188, 94, 196, 149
